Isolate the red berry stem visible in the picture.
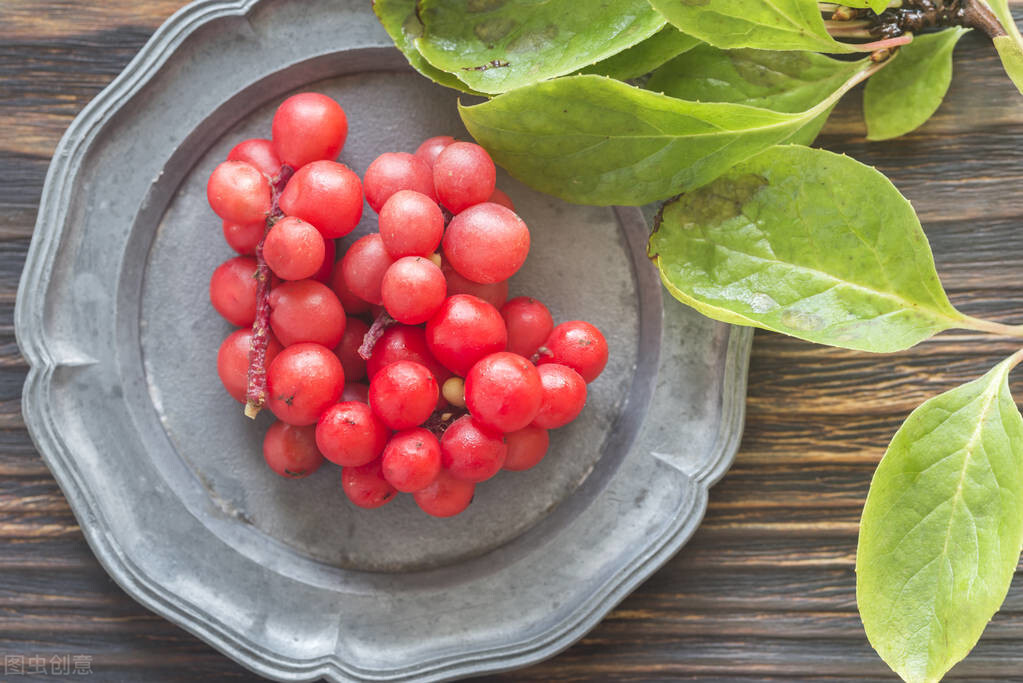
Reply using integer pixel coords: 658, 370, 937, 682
358, 310, 397, 361
244, 164, 294, 419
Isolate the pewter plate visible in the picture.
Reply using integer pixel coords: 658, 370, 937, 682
15, 1, 753, 680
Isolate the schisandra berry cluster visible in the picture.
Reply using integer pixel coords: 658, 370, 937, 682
207, 92, 608, 517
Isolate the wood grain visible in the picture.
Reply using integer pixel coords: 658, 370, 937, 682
2, 2, 1023, 681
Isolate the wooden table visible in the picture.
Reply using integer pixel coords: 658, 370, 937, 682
3, 2, 1023, 680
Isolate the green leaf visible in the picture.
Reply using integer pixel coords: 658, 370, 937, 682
839, 0, 892, 12
372, 0, 483, 94
413, 0, 666, 94
647, 45, 867, 145
646, 0, 855, 53
981, 0, 1023, 93
580, 26, 700, 81
459, 62, 877, 206
993, 35, 1023, 94
864, 28, 968, 141
857, 353, 1023, 683
648, 145, 967, 352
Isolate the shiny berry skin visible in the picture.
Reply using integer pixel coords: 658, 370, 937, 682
440, 415, 507, 482
341, 233, 393, 306
537, 321, 609, 383
329, 259, 371, 315
271, 92, 348, 169
366, 325, 449, 383
369, 360, 439, 430
488, 188, 515, 211
222, 220, 264, 255
279, 160, 363, 239
207, 160, 271, 225
216, 327, 283, 403
442, 263, 508, 310
266, 343, 345, 426
465, 352, 542, 433
533, 363, 587, 429
433, 142, 496, 213
414, 470, 475, 517
503, 426, 550, 471
378, 190, 445, 258
381, 428, 442, 492
342, 459, 397, 509
335, 317, 369, 382
269, 279, 346, 348
414, 135, 455, 168
443, 203, 530, 284
363, 152, 436, 213
441, 376, 466, 408
263, 421, 324, 478
426, 294, 507, 377
501, 296, 554, 358
341, 382, 370, 403
316, 401, 389, 467
227, 138, 281, 178
209, 256, 259, 326
263, 216, 326, 281
381, 257, 447, 325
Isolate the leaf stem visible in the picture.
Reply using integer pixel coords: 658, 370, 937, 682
961, 315, 1023, 338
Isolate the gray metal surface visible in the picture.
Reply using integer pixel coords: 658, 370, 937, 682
15, 0, 753, 680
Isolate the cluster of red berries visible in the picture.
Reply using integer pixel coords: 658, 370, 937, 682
208, 92, 608, 517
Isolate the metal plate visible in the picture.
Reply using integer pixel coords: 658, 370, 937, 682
15, 0, 753, 680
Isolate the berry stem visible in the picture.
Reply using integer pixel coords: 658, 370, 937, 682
358, 310, 397, 361
244, 164, 294, 419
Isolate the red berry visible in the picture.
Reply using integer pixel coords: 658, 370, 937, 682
443, 203, 529, 284
316, 401, 389, 467
440, 415, 507, 482
488, 188, 515, 211
369, 360, 439, 430
263, 421, 324, 478
414, 135, 455, 168
501, 296, 554, 358
366, 325, 450, 383
363, 152, 436, 213
216, 327, 283, 403
426, 294, 507, 377
414, 470, 475, 517
207, 160, 271, 224
464, 352, 542, 433
433, 142, 496, 213
537, 321, 609, 383
271, 92, 348, 169
329, 259, 371, 315
342, 459, 397, 509
263, 216, 326, 281
279, 160, 363, 239
378, 190, 445, 258
341, 382, 370, 403
341, 233, 393, 306
269, 279, 346, 348
266, 343, 345, 426
381, 256, 447, 325
209, 256, 259, 327
335, 317, 369, 382
227, 138, 281, 178
222, 220, 264, 255
503, 426, 550, 471
311, 238, 336, 284
443, 262, 509, 309
533, 363, 587, 429
381, 428, 442, 492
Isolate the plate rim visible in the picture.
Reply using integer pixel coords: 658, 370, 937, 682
14, 1, 755, 680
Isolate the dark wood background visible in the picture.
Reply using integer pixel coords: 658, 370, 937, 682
3, 1, 1023, 680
